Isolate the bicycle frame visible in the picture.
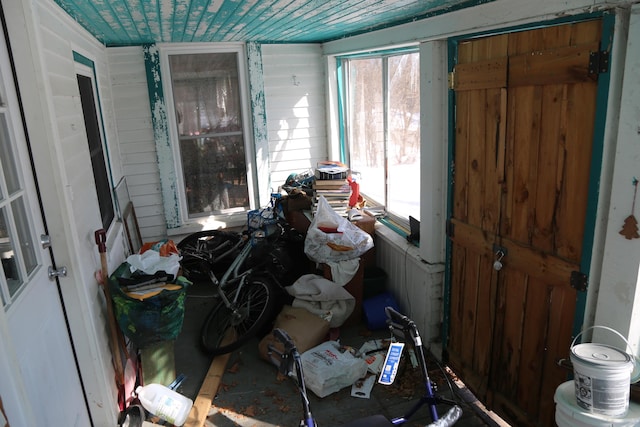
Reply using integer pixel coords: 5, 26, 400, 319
208, 233, 274, 303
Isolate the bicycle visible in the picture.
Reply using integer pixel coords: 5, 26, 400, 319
267, 306, 462, 427
177, 211, 305, 356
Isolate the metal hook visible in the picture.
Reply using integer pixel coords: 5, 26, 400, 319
493, 250, 505, 271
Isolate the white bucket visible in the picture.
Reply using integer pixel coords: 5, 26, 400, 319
570, 326, 637, 417
555, 381, 640, 427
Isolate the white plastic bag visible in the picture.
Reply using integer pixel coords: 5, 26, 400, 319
126, 250, 181, 278
304, 196, 374, 263
301, 341, 369, 398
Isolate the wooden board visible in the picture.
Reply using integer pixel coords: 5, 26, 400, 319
184, 329, 235, 427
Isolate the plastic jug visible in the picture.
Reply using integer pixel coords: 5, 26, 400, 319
135, 383, 193, 426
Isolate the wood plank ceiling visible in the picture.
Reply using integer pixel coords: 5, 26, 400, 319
53, 0, 490, 46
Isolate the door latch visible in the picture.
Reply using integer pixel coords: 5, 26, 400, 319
48, 266, 67, 280
492, 244, 507, 271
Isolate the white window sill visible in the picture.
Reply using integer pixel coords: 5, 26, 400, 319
167, 213, 248, 237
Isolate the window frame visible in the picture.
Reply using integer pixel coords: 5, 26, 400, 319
337, 46, 420, 229
73, 54, 116, 231
159, 43, 257, 226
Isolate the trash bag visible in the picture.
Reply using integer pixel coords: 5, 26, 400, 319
109, 262, 189, 348
304, 196, 373, 263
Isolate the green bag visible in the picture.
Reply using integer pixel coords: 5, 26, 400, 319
108, 262, 190, 348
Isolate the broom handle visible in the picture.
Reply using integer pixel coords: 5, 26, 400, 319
95, 229, 125, 384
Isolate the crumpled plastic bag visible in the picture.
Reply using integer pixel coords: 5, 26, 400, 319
126, 249, 181, 278
304, 196, 373, 263
300, 340, 369, 398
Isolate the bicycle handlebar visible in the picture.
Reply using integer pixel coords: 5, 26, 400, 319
273, 328, 298, 352
385, 306, 412, 329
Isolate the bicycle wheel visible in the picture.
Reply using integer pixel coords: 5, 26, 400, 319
201, 276, 277, 355
177, 230, 242, 281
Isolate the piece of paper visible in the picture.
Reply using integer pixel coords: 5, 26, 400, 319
351, 375, 376, 399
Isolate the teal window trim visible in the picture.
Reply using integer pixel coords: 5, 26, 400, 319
335, 45, 418, 61
142, 44, 180, 229
376, 216, 419, 248
336, 58, 347, 163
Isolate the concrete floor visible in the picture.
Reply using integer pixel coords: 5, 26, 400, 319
173, 280, 511, 427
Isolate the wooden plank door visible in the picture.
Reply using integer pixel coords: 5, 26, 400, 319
446, 19, 604, 426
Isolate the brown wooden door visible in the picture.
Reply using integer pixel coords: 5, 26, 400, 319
446, 19, 603, 426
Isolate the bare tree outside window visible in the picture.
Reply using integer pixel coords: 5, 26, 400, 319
169, 53, 249, 218
344, 51, 420, 221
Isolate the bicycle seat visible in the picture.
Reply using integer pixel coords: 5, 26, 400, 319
340, 414, 394, 427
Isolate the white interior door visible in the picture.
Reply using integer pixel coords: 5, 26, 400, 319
0, 18, 90, 427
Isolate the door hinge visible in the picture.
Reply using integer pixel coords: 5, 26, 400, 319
589, 50, 609, 75
448, 70, 455, 89
446, 219, 454, 238
570, 271, 588, 292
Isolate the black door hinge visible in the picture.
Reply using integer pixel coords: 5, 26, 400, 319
570, 271, 588, 292
589, 50, 609, 75
446, 219, 454, 238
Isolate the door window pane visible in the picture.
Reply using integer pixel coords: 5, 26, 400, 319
169, 53, 249, 218
0, 112, 20, 196
0, 207, 23, 298
11, 198, 37, 278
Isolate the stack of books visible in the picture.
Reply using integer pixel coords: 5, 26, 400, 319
312, 178, 352, 217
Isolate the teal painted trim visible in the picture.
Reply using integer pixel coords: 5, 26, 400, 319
246, 42, 270, 207
442, 39, 459, 351
378, 216, 408, 238
336, 45, 418, 60
142, 44, 180, 228
572, 12, 616, 339
72, 51, 117, 215
336, 59, 347, 163
72, 51, 92, 68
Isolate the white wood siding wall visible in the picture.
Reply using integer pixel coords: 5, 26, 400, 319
374, 226, 445, 356
107, 47, 167, 243
21, 0, 129, 422
261, 44, 328, 190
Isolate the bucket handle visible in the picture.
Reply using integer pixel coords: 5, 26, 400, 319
572, 325, 640, 383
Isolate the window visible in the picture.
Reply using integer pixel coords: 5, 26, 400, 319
340, 50, 420, 223
74, 54, 115, 231
164, 47, 252, 220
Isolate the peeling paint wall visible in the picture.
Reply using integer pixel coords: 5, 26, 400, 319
142, 44, 181, 229
246, 42, 271, 207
